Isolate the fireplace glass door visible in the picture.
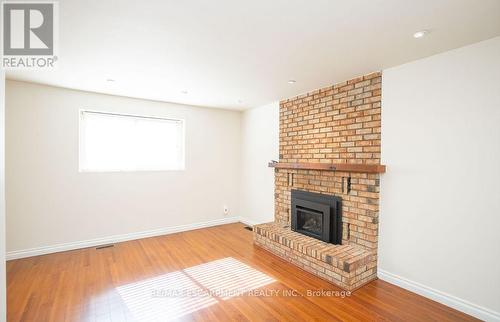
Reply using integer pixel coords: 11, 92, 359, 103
291, 198, 330, 242
296, 206, 323, 237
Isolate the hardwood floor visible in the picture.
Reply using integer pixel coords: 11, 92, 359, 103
7, 223, 478, 322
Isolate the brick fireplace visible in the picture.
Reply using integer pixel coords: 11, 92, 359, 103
253, 72, 383, 291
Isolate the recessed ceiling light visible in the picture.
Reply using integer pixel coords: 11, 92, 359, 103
181, 90, 188, 94
413, 30, 428, 39
106, 78, 115, 82
288, 80, 296, 84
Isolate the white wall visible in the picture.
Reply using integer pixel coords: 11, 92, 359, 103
380, 36, 500, 320
240, 102, 279, 225
0, 70, 6, 322
6, 81, 241, 255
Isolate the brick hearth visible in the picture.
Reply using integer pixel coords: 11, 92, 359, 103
254, 72, 382, 291
254, 223, 373, 290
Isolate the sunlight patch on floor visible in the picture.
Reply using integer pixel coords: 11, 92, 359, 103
117, 270, 216, 321
184, 257, 276, 300
116, 257, 276, 321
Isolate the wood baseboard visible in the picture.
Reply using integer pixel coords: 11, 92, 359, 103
6, 217, 241, 260
378, 269, 500, 321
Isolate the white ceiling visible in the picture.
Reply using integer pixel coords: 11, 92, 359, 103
7, 0, 500, 110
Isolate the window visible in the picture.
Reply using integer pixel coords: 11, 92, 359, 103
79, 111, 184, 172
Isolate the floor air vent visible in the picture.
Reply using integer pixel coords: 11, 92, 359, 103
95, 244, 114, 250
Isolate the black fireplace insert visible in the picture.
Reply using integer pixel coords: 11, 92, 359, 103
291, 190, 342, 244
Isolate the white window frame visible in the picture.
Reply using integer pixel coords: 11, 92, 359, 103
79, 109, 185, 172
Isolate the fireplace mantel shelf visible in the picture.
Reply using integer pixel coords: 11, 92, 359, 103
268, 161, 386, 174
